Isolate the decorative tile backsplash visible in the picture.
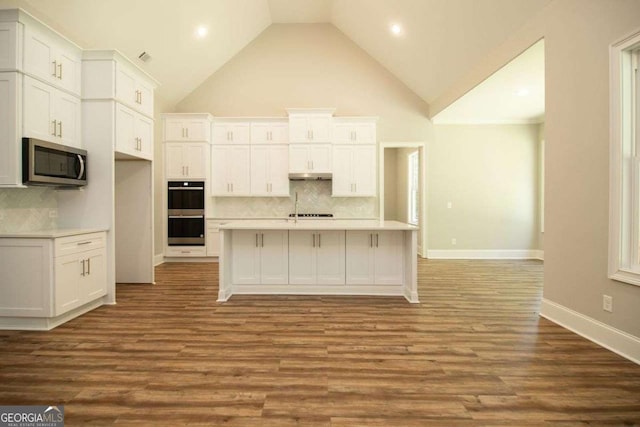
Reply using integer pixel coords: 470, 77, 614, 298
212, 181, 378, 218
0, 188, 58, 232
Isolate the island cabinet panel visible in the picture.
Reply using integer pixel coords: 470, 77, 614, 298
289, 230, 345, 285
232, 230, 288, 285
346, 230, 404, 285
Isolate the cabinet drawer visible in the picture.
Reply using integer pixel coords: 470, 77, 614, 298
54, 232, 106, 258
165, 246, 207, 257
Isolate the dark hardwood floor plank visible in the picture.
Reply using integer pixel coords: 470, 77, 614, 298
0, 259, 639, 425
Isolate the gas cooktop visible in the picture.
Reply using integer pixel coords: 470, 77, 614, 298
288, 213, 334, 218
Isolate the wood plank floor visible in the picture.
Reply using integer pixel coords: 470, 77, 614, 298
1, 259, 640, 426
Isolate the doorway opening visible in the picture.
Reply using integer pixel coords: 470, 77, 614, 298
379, 142, 427, 257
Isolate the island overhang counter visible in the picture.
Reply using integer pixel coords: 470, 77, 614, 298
217, 220, 419, 303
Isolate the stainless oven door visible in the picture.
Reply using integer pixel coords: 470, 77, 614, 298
167, 215, 205, 246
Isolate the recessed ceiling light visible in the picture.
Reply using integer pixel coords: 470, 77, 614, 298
515, 88, 530, 96
390, 23, 402, 36
196, 26, 208, 39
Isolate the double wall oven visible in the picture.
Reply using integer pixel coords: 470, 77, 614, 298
167, 181, 205, 246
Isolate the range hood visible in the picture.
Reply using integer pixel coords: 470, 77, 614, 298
288, 173, 332, 181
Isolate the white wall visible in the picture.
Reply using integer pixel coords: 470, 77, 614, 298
429, 124, 540, 250
176, 24, 430, 141
431, 0, 640, 340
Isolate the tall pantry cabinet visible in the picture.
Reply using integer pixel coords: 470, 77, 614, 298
57, 50, 159, 302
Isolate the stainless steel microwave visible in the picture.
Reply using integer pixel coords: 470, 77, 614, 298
22, 138, 87, 187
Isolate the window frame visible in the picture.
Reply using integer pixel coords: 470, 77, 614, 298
609, 29, 640, 286
407, 150, 419, 226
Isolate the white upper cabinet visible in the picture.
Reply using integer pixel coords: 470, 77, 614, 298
212, 121, 251, 144
0, 72, 20, 187
250, 121, 289, 144
0, 22, 20, 71
115, 103, 153, 160
163, 114, 212, 142
333, 118, 377, 144
115, 61, 154, 117
250, 145, 289, 197
23, 22, 81, 96
165, 142, 208, 179
332, 144, 376, 197
211, 145, 251, 196
82, 51, 158, 119
287, 108, 334, 143
289, 144, 332, 173
23, 75, 81, 148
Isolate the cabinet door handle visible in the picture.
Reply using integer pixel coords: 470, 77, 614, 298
186, 128, 189, 138
58, 121, 63, 138
376, 233, 379, 248
87, 258, 91, 275
318, 233, 321, 248
58, 63, 63, 80
51, 120, 57, 136
186, 166, 189, 176
354, 183, 357, 193
312, 234, 316, 248
370, 233, 373, 248
231, 183, 233, 192
81, 259, 86, 276
256, 233, 259, 247
52, 60, 58, 77
139, 91, 142, 104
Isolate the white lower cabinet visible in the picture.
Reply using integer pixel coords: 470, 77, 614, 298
289, 230, 345, 285
345, 230, 404, 285
0, 231, 107, 324
165, 246, 207, 257
54, 247, 105, 316
232, 230, 288, 285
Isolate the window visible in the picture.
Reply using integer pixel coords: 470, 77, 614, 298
610, 30, 640, 286
408, 151, 419, 225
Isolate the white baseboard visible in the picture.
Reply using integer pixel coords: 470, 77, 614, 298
426, 249, 543, 260
540, 298, 640, 365
153, 253, 164, 266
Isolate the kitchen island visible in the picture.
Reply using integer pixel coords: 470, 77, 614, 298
217, 220, 419, 303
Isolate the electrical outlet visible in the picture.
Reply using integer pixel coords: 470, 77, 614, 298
447, 202, 453, 209
603, 295, 613, 313
451, 238, 457, 245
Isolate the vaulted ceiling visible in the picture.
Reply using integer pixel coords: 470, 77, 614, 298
1, 0, 550, 117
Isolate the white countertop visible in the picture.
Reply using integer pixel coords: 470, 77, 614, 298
0, 228, 107, 239
219, 220, 417, 231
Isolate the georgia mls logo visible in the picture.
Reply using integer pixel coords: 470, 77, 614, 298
0, 405, 64, 427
